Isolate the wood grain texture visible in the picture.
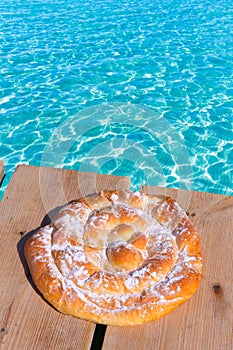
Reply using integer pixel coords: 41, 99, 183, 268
0, 160, 5, 185
102, 186, 233, 350
0, 165, 130, 350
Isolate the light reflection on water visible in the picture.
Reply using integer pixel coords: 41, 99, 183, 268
0, 0, 233, 198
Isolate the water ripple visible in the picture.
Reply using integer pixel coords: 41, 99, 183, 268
0, 0, 233, 198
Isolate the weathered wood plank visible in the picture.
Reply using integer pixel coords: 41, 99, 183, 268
0, 165, 130, 350
0, 160, 5, 185
102, 186, 233, 350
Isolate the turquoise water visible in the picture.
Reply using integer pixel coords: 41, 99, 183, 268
1, 0, 233, 199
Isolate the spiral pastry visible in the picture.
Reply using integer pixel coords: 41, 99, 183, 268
24, 190, 202, 326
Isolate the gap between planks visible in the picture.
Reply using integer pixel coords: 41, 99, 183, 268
0, 160, 5, 186
90, 324, 107, 350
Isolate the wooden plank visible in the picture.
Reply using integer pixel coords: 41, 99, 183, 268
0, 165, 130, 350
0, 160, 5, 185
102, 186, 233, 350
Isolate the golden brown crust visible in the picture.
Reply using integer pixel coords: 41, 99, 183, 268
24, 190, 202, 326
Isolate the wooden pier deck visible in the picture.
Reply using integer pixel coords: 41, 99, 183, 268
0, 165, 232, 350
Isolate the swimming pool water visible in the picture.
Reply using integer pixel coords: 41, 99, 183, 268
1, 0, 233, 199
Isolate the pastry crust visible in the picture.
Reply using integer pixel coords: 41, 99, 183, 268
24, 190, 202, 326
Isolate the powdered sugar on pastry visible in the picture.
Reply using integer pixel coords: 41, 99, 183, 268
24, 190, 202, 326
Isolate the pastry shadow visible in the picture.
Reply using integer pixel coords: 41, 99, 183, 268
17, 227, 43, 298
40, 205, 64, 226
17, 205, 63, 307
